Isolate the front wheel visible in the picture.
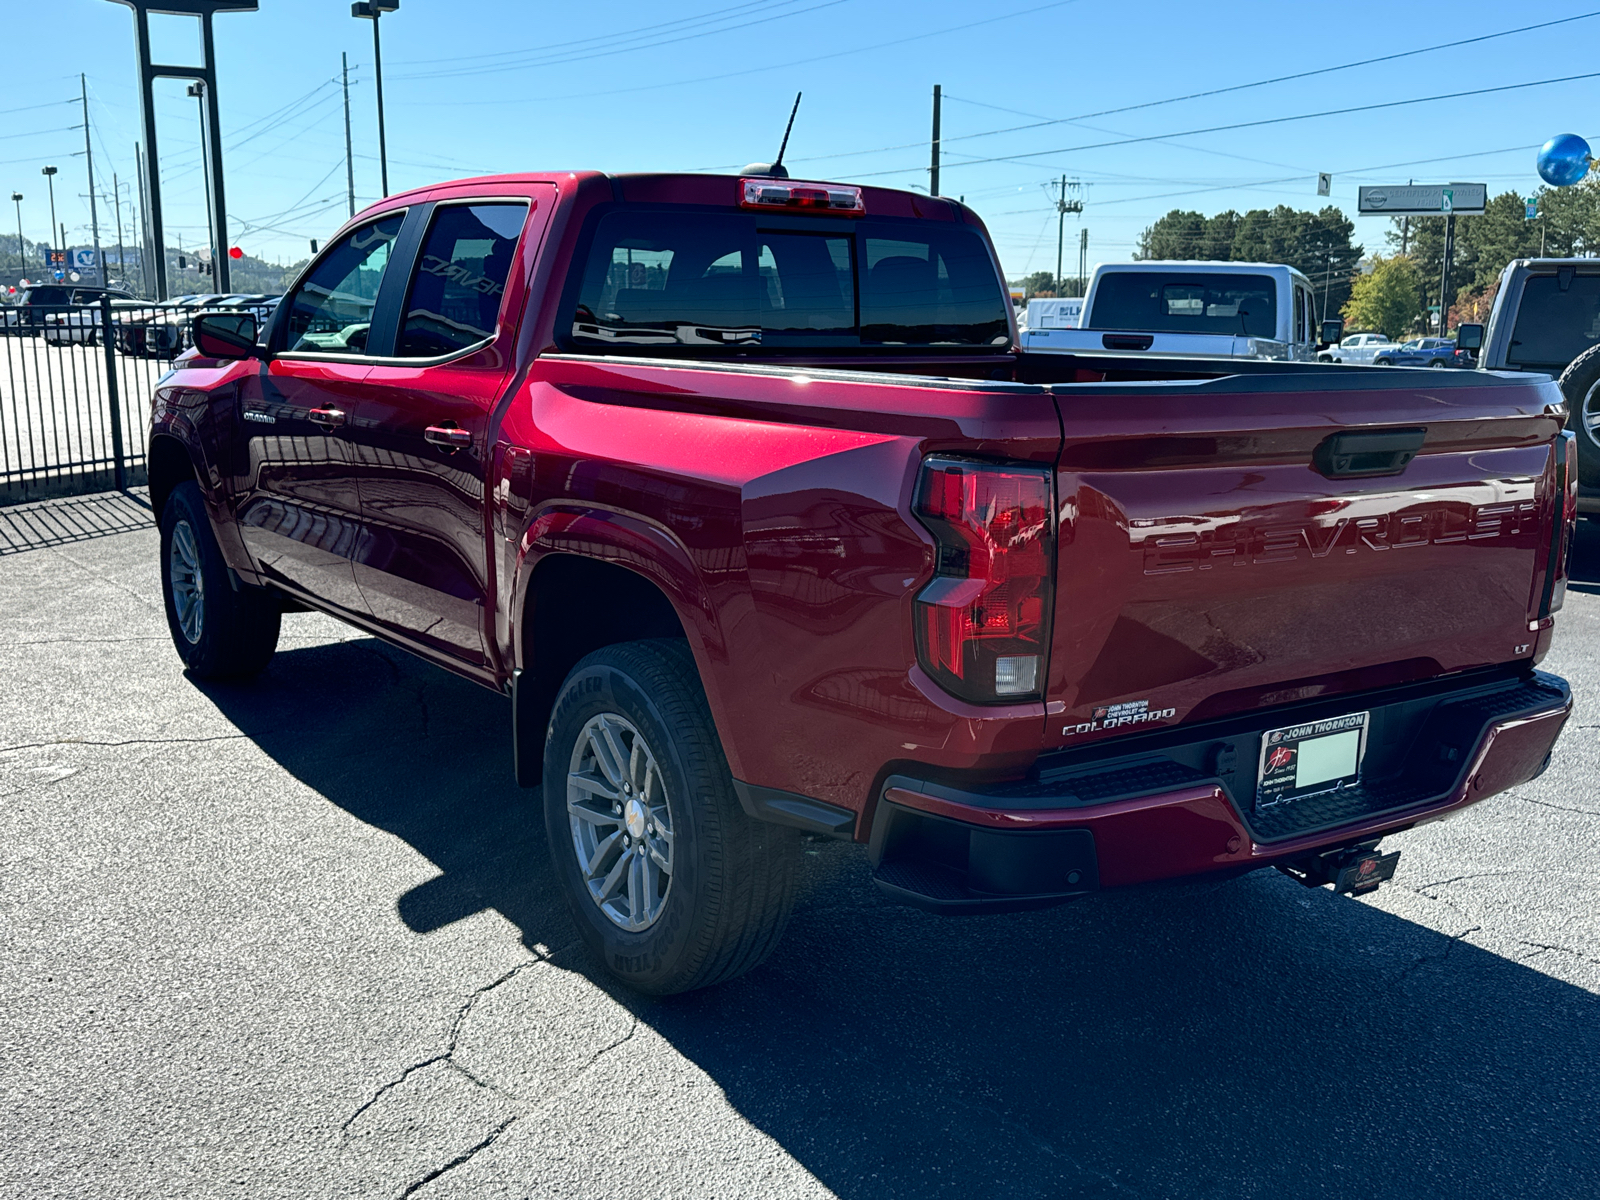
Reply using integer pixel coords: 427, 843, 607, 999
159, 480, 280, 679
543, 639, 800, 994
1374, 357, 1393, 366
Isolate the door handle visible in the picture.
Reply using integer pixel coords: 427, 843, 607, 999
424, 423, 473, 451
308, 406, 346, 429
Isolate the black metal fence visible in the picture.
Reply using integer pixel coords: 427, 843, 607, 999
0, 296, 270, 504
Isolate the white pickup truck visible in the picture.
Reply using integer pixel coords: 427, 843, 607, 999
1020, 261, 1328, 361
1321, 331, 1395, 364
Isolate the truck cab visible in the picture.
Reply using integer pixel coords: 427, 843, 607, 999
1021, 261, 1324, 362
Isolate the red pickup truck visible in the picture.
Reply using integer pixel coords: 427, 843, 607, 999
147, 171, 1578, 994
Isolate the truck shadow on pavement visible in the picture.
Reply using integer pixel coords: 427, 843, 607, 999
1566, 516, 1600, 595
197, 631, 1600, 1200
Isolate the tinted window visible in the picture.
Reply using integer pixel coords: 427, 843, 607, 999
284, 213, 403, 353
567, 209, 1008, 352
398, 202, 527, 357
1089, 272, 1277, 338
23, 287, 69, 305
1507, 273, 1600, 369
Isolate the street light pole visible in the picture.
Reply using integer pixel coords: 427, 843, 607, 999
352, 1, 399, 197
11, 193, 22, 287
41, 166, 58, 274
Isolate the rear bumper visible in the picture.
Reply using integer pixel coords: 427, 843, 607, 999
868, 669, 1571, 912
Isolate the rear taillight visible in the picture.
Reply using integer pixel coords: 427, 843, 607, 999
912, 457, 1053, 703
1544, 430, 1578, 615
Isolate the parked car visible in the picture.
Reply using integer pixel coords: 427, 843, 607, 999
1021, 261, 1330, 361
1455, 257, 1600, 521
1, 284, 134, 336
147, 171, 1576, 995
1319, 332, 1395, 364
42, 298, 149, 345
1373, 337, 1458, 367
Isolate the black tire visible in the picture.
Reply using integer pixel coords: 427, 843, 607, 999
1428, 358, 1447, 368
1374, 356, 1393, 366
159, 481, 280, 679
543, 639, 799, 995
1558, 343, 1600, 495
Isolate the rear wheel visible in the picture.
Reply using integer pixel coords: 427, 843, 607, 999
543, 639, 800, 994
1428, 358, 1447, 368
159, 481, 280, 679
1559, 344, 1600, 497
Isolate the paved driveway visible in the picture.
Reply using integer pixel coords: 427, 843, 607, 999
2, 498, 1597, 1199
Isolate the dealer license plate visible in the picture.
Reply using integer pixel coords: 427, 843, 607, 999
1256, 711, 1370, 809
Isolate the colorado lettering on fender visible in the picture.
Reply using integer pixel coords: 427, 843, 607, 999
1063, 698, 1178, 737
1140, 499, 1539, 575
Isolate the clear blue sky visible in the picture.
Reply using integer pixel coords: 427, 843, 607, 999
4, 0, 1596, 280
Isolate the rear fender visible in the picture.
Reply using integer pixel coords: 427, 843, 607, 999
510, 504, 740, 768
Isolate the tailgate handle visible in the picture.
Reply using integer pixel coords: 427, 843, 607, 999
1102, 333, 1154, 351
1313, 428, 1426, 478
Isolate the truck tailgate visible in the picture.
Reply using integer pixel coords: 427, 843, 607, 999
1043, 371, 1564, 750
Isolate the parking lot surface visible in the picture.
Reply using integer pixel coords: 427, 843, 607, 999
2, 495, 1597, 1199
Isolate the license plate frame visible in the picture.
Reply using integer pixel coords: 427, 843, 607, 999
1256, 711, 1370, 810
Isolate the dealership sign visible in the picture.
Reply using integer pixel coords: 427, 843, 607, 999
1357, 183, 1487, 216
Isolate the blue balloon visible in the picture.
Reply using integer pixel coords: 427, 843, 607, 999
1537, 133, 1592, 187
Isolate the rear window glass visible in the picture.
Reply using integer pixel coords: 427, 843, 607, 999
566, 209, 1009, 352
1089, 272, 1277, 339
1507, 273, 1600, 369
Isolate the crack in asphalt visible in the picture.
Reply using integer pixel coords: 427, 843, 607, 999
1392, 925, 1482, 985
1515, 793, 1600, 817
341, 959, 544, 1136
0, 733, 249, 756
396, 1115, 519, 1200
43, 544, 162, 613
0, 636, 167, 647
1518, 939, 1600, 967
1412, 871, 1517, 893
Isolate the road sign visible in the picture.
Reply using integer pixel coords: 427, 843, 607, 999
70, 248, 97, 271
1526, 200, 1539, 220
1357, 183, 1487, 216
1317, 173, 1331, 197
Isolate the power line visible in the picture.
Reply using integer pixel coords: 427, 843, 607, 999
392, 0, 846, 81
853, 71, 1600, 179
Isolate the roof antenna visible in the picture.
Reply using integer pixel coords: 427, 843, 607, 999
742, 92, 802, 179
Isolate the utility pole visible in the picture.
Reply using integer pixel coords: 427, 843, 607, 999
352, 1, 399, 196
1054, 176, 1082, 294
342, 52, 356, 218
1079, 226, 1088, 295
41, 166, 59, 272
1400, 179, 1412, 256
929, 83, 940, 198
80, 74, 105, 285
111, 173, 127, 287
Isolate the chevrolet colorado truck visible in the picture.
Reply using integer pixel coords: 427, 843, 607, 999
148, 172, 1577, 994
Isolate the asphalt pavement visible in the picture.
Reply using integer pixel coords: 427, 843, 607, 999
1, 495, 1597, 1199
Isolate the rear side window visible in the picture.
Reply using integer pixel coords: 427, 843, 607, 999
284, 213, 404, 353
1089, 272, 1277, 339
397, 202, 527, 357
566, 209, 1008, 352
1506, 273, 1600, 369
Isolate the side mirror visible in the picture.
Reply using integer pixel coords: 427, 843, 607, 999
1318, 318, 1345, 349
193, 311, 259, 360
1455, 323, 1484, 352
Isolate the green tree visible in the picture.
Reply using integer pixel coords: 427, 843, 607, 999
1018, 270, 1058, 298
1343, 254, 1424, 338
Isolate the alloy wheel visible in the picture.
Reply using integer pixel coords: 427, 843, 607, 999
169, 520, 205, 645
566, 712, 675, 931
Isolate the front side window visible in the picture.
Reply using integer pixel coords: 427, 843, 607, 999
1089, 272, 1277, 339
397, 202, 527, 357
284, 213, 404, 353
566, 209, 1009, 352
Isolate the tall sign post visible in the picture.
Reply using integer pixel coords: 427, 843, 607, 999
1358, 184, 1486, 334
107, 0, 258, 300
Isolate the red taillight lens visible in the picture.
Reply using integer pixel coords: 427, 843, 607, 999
912, 457, 1053, 703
